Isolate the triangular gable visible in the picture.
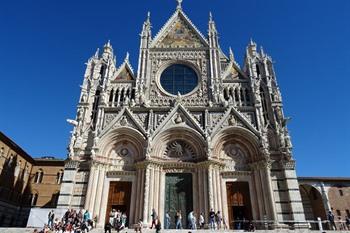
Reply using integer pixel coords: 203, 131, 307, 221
99, 107, 147, 138
113, 60, 135, 82
222, 62, 248, 81
152, 103, 205, 138
211, 107, 260, 137
151, 10, 209, 48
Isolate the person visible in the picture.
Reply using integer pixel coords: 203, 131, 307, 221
134, 219, 143, 233
199, 213, 204, 229
165, 212, 171, 229
121, 212, 127, 229
346, 216, 350, 230
216, 211, 222, 230
150, 208, 158, 229
327, 210, 337, 230
104, 222, 112, 233
175, 210, 182, 229
187, 211, 194, 229
155, 218, 162, 233
48, 210, 55, 229
209, 208, 215, 229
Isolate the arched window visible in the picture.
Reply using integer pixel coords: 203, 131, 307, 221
114, 89, 119, 104
120, 89, 125, 102
31, 193, 38, 206
34, 169, 43, 183
260, 87, 269, 124
109, 89, 114, 103
245, 89, 251, 103
56, 170, 63, 184
256, 64, 260, 76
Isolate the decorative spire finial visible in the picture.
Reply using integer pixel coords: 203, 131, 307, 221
147, 11, 151, 22
229, 47, 234, 61
209, 12, 213, 21
176, 0, 183, 10
125, 52, 130, 62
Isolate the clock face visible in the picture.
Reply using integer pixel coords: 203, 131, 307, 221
160, 64, 198, 96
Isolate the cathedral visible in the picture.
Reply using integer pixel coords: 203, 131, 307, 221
57, 0, 307, 229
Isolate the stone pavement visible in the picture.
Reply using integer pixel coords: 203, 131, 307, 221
0, 229, 349, 233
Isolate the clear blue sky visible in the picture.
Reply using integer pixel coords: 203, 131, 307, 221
0, 0, 349, 177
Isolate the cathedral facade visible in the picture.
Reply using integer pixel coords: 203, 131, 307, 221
57, 1, 306, 229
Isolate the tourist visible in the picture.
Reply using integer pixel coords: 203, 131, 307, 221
104, 222, 112, 233
199, 213, 204, 229
155, 217, 162, 233
165, 211, 171, 229
134, 219, 143, 233
209, 208, 215, 229
48, 210, 55, 228
175, 210, 182, 229
121, 212, 127, 229
327, 210, 337, 230
216, 211, 222, 229
150, 208, 158, 229
346, 215, 350, 230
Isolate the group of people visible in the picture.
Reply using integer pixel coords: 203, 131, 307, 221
327, 210, 350, 230
34, 209, 94, 233
105, 209, 128, 232
162, 208, 227, 230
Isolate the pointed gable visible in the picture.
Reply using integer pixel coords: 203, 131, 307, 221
113, 58, 135, 82
211, 107, 259, 137
152, 103, 205, 138
100, 107, 147, 138
152, 10, 208, 49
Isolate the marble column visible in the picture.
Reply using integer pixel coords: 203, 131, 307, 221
208, 166, 214, 210
143, 166, 151, 224
89, 165, 100, 214
84, 164, 95, 211
263, 161, 278, 223
94, 166, 105, 221
147, 167, 155, 223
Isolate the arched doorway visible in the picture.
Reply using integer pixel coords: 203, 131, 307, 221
300, 184, 327, 229
226, 182, 253, 229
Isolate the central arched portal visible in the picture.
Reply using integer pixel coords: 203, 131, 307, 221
226, 181, 253, 229
164, 173, 193, 229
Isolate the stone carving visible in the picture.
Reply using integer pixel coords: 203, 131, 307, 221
164, 140, 195, 161
174, 114, 183, 124
120, 116, 128, 126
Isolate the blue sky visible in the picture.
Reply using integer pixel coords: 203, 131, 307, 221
0, 0, 349, 177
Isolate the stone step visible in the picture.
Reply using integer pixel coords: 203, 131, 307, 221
1, 229, 349, 233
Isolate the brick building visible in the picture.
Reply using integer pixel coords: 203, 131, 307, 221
0, 131, 64, 227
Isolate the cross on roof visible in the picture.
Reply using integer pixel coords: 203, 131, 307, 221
176, 0, 183, 10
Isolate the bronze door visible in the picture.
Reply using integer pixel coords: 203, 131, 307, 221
226, 181, 253, 229
106, 181, 132, 226
164, 173, 193, 229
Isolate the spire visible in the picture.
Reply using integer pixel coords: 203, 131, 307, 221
260, 46, 265, 57
94, 48, 100, 58
229, 47, 234, 61
102, 40, 114, 60
146, 11, 151, 24
124, 52, 130, 62
176, 0, 183, 10
208, 11, 217, 32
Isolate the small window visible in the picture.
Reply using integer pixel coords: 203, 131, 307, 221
336, 210, 341, 216
34, 169, 44, 183
339, 189, 343, 196
31, 193, 38, 206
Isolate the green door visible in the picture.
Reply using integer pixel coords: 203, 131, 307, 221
164, 173, 193, 229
